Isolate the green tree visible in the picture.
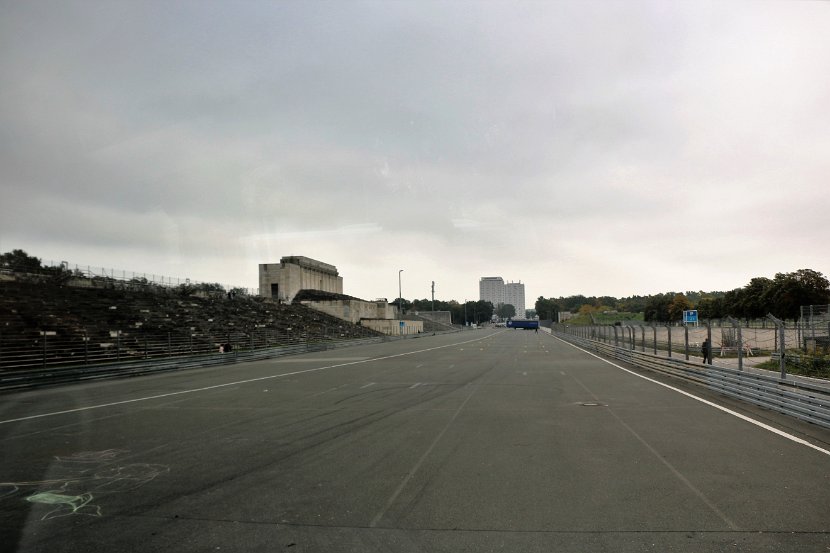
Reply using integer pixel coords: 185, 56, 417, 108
668, 293, 691, 322
496, 303, 516, 319
473, 300, 494, 324
392, 297, 412, 315
644, 293, 672, 322
766, 269, 830, 319
0, 249, 42, 272
721, 288, 742, 318
535, 297, 559, 321
738, 277, 773, 319
696, 296, 724, 320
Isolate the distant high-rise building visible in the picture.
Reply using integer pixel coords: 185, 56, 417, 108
479, 276, 526, 319
504, 282, 526, 319
479, 277, 505, 307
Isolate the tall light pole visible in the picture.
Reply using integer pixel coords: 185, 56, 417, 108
398, 269, 404, 319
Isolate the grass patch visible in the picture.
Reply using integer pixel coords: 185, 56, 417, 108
757, 354, 830, 379
563, 312, 644, 326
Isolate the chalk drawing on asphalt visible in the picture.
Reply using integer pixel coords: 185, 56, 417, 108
1, 449, 169, 521
25, 490, 102, 520
55, 449, 128, 464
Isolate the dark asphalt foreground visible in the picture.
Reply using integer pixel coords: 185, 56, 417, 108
1, 330, 829, 552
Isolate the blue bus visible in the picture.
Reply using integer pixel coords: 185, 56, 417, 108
506, 319, 539, 330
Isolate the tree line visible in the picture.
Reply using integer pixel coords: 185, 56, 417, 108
400, 298, 495, 325
7, 249, 826, 324
535, 269, 829, 323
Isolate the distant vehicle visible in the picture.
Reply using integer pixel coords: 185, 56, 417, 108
506, 319, 539, 330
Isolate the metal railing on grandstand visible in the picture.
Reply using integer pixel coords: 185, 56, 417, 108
1, 260, 259, 297
0, 326, 368, 371
0, 326, 394, 390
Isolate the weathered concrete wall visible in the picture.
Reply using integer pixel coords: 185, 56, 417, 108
259, 256, 343, 303
362, 319, 423, 336
413, 310, 452, 326
299, 299, 395, 324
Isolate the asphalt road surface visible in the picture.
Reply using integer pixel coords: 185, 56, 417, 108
2, 329, 829, 552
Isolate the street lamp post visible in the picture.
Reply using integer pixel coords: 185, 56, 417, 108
398, 269, 403, 319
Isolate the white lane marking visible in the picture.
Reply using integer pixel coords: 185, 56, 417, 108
272, 357, 369, 363
308, 385, 346, 398
369, 383, 479, 528
553, 336, 830, 457
1, 332, 504, 426
409, 382, 422, 389
569, 373, 739, 530
360, 382, 376, 389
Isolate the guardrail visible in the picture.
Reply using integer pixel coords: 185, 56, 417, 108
552, 331, 830, 430
0, 335, 391, 392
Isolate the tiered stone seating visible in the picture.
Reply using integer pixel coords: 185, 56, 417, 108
0, 277, 381, 358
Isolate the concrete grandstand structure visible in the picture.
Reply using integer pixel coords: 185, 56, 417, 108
259, 257, 433, 336
259, 256, 343, 304
293, 290, 424, 336
0, 273, 382, 373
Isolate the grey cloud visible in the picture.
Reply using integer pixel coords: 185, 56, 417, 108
2, 1, 829, 301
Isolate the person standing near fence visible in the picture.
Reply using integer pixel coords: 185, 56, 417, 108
701, 338, 711, 364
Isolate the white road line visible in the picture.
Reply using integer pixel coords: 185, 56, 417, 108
308, 385, 343, 398
1, 332, 502, 426
553, 335, 830, 457
360, 382, 376, 389
369, 382, 479, 528
409, 382, 422, 389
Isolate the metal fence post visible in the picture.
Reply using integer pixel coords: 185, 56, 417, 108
726, 316, 743, 371
767, 314, 787, 379
640, 326, 646, 352
684, 325, 689, 361
705, 322, 712, 365
667, 325, 672, 358
43, 332, 47, 368
810, 305, 815, 349
652, 325, 657, 355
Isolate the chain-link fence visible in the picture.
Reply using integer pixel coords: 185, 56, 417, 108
800, 305, 830, 354
555, 310, 830, 379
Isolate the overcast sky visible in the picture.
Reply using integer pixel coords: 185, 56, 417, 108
1, 1, 828, 306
